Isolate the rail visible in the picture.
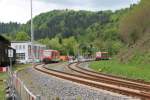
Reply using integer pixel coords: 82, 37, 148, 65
34, 64, 150, 100
81, 60, 150, 85
67, 62, 150, 92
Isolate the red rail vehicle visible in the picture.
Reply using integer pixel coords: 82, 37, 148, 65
42, 50, 60, 63
95, 52, 109, 60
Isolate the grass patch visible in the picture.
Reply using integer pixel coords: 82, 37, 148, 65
0, 82, 5, 100
0, 73, 7, 100
13, 64, 32, 72
90, 60, 150, 82
0, 73, 7, 80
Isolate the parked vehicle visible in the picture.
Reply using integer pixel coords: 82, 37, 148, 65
42, 50, 60, 63
95, 52, 109, 60
59, 56, 69, 61
78, 56, 85, 62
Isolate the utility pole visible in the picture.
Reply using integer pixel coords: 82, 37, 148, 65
31, 0, 35, 63
31, 0, 34, 43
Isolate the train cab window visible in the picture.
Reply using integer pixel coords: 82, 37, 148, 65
43, 51, 52, 57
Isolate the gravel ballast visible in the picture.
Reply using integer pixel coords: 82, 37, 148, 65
17, 65, 138, 100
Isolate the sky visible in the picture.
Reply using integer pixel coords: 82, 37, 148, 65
0, 0, 140, 23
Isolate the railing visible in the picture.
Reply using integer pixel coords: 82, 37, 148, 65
13, 73, 41, 100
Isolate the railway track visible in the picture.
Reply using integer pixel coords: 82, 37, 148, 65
34, 64, 150, 100
67, 63, 150, 92
79, 61, 150, 85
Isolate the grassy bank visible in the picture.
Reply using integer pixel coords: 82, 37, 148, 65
90, 60, 150, 82
0, 64, 32, 100
0, 81, 5, 100
0, 73, 7, 100
13, 64, 32, 71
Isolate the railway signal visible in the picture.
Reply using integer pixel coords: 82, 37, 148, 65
8, 49, 15, 100
8, 49, 13, 58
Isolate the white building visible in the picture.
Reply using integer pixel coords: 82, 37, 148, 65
11, 41, 46, 63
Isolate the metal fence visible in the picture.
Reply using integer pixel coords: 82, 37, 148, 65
13, 73, 41, 100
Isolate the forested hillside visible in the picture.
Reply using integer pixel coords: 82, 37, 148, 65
0, 22, 23, 41
118, 0, 150, 64
0, 10, 125, 56
20, 9, 129, 55
22, 10, 125, 39
0, 7, 130, 57
0, 22, 20, 37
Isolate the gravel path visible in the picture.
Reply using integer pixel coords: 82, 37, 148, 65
17, 65, 138, 100
45, 63, 91, 76
78, 62, 93, 71
46, 63, 70, 72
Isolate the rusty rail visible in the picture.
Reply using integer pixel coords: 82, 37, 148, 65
34, 64, 150, 100
83, 60, 150, 85
67, 63, 150, 92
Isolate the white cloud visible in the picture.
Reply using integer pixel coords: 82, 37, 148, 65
0, 0, 139, 23
0, 0, 30, 23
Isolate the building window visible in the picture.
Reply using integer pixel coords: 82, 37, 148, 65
15, 45, 18, 50
16, 53, 25, 60
23, 45, 25, 49
19, 45, 21, 50
28, 45, 32, 59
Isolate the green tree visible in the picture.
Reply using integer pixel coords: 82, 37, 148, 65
15, 31, 30, 41
119, 0, 150, 45
2, 33, 15, 41
48, 37, 62, 50
62, 37, 78, 55
38, 37, 50, 47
